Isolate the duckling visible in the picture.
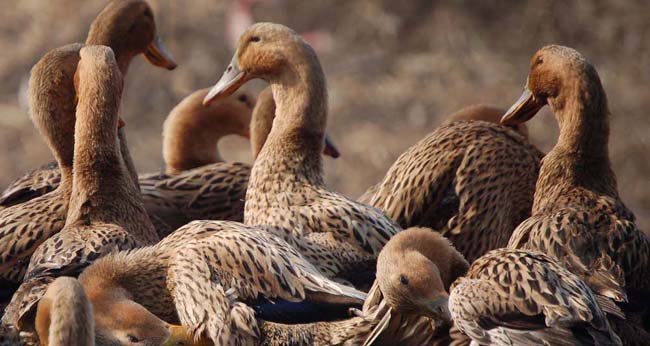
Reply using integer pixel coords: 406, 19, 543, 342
359, 104, 542, 262
504, 44, 650, 343
4, 46, 159, 332
449, 248, 622, 346
0, 0, 176, 209
75, 219, 366, 346
203, 22, 399, 285
139, 86, 339, 231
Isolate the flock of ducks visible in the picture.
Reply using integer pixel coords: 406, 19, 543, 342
0, 1, 647, 346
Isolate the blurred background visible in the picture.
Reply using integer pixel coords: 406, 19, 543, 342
0, 0, 648, 229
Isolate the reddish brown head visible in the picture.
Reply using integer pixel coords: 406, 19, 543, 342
87, 0, 177, 72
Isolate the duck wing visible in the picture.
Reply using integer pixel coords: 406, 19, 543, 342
363, 122, 540, 262
167, 221, 366, 344
139, 162, 249, 229
0, 191, 67, 283
24, 222, 139, 280
449, 249, 621, 346
508, 208, 628, 303
0, 162, 60, 208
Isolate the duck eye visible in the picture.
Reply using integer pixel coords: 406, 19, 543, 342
399, 275, 409, 285
238, 94, 248, 103
535, 57, 544, 66
127, 334, 139, 343
250, 36, 261, 43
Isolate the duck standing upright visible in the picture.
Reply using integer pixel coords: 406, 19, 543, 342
4, 45, 159, 332
504, 45, 650, 341
203, 23, 400, 284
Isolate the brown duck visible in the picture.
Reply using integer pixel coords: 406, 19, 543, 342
32, 276, 196, 346
4, 46, 160, 333
71, 227, 460, 346
0, 0, 175, 289
504, 45, 650, 343
203, 22, 399, 285
75, 219, 366, 346
230, 228, 465, 346
0, 0, 176, 209
359, 104, 542, 262
140, 85, 339, 231
449, 248, 622, 346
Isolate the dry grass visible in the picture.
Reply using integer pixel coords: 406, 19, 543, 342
0, 0, 648, 229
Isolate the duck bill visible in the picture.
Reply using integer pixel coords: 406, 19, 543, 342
501, 88, 545, 126
203, 57, 250, 106
425, 296, 451, 325
144, 36, 178, 70
163, 324, 211, 346
323, 135, 340, 158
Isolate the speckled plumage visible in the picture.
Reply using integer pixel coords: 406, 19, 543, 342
204, 23, 401, 283
78, 220, 366, 346
0, 0, 175, 287
139, 161, 250, 229
503, 45, 650, 344
449, 248, 622, 346
0, 43, 80, 286
3, 46, 159, 331
361, 120, 541, 262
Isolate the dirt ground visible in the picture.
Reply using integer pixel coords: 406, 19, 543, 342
0, 0, 648, 229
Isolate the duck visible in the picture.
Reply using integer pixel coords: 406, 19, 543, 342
0, 0, 175, 290
72, 219, 366, 346
0, 0, 176, 209
202, 22, 400, 285
503, 44, 650, 342
248, 228, 467, 346
358, 104, 542, 263
32, 276, 197, 346
449, 248, 622, 346
4, 46, 160, 332
139, 86, 339, 231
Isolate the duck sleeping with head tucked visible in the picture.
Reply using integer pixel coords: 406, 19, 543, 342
203, 22, 400, 287
358, 102, 542, 263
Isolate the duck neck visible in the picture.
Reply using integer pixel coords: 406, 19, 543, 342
119, 128, 141, 188
537, 75, 618, 206
254, 52, 327, 186
67, 72, 136, 225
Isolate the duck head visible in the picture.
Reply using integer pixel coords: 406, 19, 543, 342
501, 45, 602, 127
87, 0, 177, 72
376, 228, 461, 324
91, 293, 205, 346
162, 89, 256, 173
203, 22, 315, 105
